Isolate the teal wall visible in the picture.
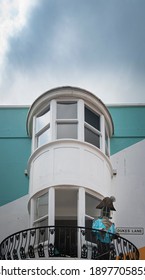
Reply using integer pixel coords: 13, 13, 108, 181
0, 105, 145, 206
0, 107, 31, 206
108, 105, 145, 155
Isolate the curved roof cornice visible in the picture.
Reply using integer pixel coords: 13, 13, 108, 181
26, 86, 114, 136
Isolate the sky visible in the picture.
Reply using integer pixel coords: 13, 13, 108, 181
0, 0, 145, 105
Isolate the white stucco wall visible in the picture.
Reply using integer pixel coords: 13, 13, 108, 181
111, 139, 145, 249
28, 139, 113, 201
0, 195, 29, 243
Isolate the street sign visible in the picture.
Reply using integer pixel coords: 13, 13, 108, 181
116, 227, 144, 235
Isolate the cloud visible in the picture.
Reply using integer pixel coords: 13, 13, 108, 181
1, 0, 145, 105
0, 0, 38, 63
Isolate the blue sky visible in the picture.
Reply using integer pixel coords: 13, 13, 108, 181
1, 0, 145, 105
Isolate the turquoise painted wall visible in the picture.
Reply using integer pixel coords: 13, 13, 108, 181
0, 107, 31, 206
0, 105, 145, 206
108, 105, 145, 155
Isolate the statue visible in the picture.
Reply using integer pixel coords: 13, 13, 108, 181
92, 196, 116, 259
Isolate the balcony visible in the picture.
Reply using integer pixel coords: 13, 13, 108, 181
0, 226, 139, 260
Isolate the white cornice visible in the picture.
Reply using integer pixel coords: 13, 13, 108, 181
26, 86, 114, 137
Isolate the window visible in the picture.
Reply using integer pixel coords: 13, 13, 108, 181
55, 189, 77, 226
34, 192, 48, 228
84, 106, 101, 148
85, 193, 101, 228
35, 106, 50, 148
35, 192, 48, 219
56, 102, 78, 139
57, 102, 77, 119
85, 107, 100, 130
57, 123, 77, 139
85, 127, 100, 147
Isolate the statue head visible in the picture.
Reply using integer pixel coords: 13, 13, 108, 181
96, 196, 116, 218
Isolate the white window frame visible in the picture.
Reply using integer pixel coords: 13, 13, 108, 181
84, 105, 101, 149
33, 191, 49, 227
31, 99, 111, 157
56, 100, 78, 140
105, 124, 110, 157
34, 104, 51, 150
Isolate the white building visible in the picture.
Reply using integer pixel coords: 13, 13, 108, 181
1, 86, 144, 259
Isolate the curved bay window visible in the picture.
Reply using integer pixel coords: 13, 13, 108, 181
32, 188, 101, 229
32, 99, 111, 157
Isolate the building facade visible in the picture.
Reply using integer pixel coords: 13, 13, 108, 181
0, 86, 145, 259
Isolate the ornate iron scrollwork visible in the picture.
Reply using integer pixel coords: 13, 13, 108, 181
7, 251, 11, 260
13, 249, 18, 260
20, 247, 26, 259
38, 244, 45, 257
109, 243, 116, 259
0, 226, 140, 260
81, 244, 88, 258
91, 246, 98, 259
28, 245, 35, 258
48, 243, 55, 257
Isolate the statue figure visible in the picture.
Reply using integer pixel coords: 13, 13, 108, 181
92, 196, 116, 259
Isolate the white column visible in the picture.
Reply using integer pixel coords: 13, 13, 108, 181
77, 187, 85, 258
77, 187, 85, 227
29, 198, 34, 227
48, 187, 55, 226
77, 99, 84, 141
31, 116, 36, 152
50, 99, 56, 141
48, 187, 55, 245
100, 114, 105, 154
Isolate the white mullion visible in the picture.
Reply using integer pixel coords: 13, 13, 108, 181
78, 99, 84, 141
84, 122, 102, 136
56, 119, 78, 124
77, 187, 85, 258
48, 187, 55, 226
85, 214, 94, 220
100, 114, 105, 153
33, 214, 48, 224
77, 187, 85, 227
32, 116, 37, 152
30, 198, 35, 227
50, 99, 56, 141
48, 187, 55, 245
35, 123, 50, 137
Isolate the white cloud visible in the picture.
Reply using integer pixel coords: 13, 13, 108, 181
52, 16, 80, 61
1, 1, 145, 105
0, 0, 38, 73
2, 63, 145, 106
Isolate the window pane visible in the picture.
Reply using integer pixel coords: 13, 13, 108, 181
85, 127, 100, 148
37, 128, 50, 147
85, 107, 100, 130
55, 189, 77, 220
57, 123, 77, 139
36, 107, 50, 133
39, 218, 48, 227
86, 193, 101, 218
57, 102, 77, 119
85, 193, 101, 239
35, 193, 48, 219
37, 218, 48, 241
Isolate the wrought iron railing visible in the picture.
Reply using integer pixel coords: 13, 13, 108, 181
0, 226, 139, 260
